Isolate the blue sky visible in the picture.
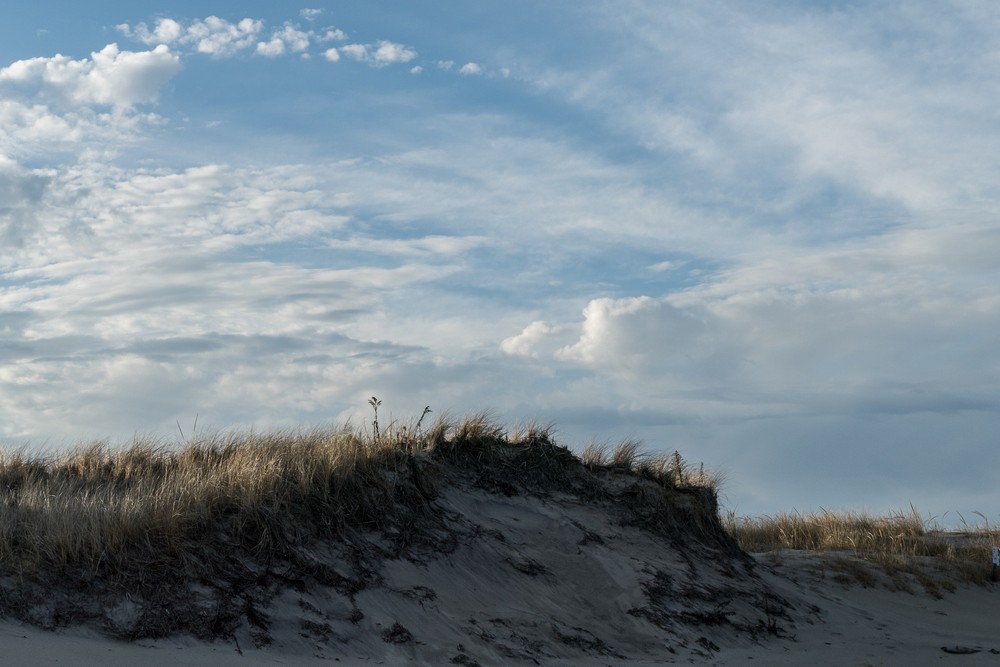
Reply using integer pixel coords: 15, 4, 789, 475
2, 2, 999, 524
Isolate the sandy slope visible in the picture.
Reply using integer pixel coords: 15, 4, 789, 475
0, 458, 995, 665
713, 551, 1000, 666
2, 559, 995, 666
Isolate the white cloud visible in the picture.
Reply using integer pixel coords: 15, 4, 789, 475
116, 20, 162, 45
459, 62, 482, 76
370, 41, 417, 65
116, 18, 184, 45
339, 44, 368, 61
115, 15, 424, 68
257, 38, 285, 57
186, 17, 263, 57
501, 320, 561, 358
0, 157, 487, 443
648, 260, 676, 272
155, 18, 185, 44
276, 25, 311, 53
0, 43, 182, 109
436, 60, 454, 70
339, 40, 417, 67
326, 234, 487, 257
0, 160, 51, 249
0, 100, 80, 144
543, 223, 1000, 422
119, 16, 263, 57
591, 3, 1000, 214
410, 66, 423, 74
256, 24, 311, 59
320, 28, 347, 42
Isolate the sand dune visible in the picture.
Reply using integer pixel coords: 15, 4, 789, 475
0, 435, 995, 665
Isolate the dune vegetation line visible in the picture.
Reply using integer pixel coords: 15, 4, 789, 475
0, 398, 993, 598
0, 402, 718, 582
724, 507, 999, 595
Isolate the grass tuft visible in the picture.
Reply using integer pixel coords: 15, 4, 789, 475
724, 506, 1000, 588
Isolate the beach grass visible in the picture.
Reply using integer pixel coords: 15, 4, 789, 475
724, 507, 1000, 592
0, 411, 718, 582
3, 404, 992, 641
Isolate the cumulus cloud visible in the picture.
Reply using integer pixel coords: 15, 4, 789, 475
0, 43, 181, 109
501, 321, 562, 358
115, 15, 372, 64
115, 18, 183, 45
256, 24, 311, 57
555, 296, 733, 385
544, 224, 1000, 422
340, 40, 418, 66
458, 62, 482, 75
0, 100, 79, 145
185, 17, 263, 56
113, 13, 441, 73
117, 17, 262, 57
320, 28, 348, 42
256, 39, 285, 57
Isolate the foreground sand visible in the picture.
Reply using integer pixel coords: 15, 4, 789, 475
0, 496, 996, 665
1, 552, 995, 665
713, 551, 999, 666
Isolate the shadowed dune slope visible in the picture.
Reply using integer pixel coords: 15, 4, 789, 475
0, 419, 792, 663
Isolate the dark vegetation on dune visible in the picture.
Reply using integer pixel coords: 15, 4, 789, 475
0, 407, 756, 647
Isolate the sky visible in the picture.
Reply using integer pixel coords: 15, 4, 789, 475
1, 1, 998, 525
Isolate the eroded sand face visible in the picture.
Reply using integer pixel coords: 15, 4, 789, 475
1, 457, 995, 665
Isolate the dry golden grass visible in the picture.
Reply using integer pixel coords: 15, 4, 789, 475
0, 425, 407, 575
724, 507, 1000, 590
0, 414, 718, 582
582, 442, 721, 490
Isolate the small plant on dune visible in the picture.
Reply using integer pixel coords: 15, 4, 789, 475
415, 405, 432, 434
368, 396, 383, 444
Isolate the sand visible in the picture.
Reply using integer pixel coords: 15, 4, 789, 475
3, 550, 995, 666
714, 551, 999, 666
0, 465, 995, 665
